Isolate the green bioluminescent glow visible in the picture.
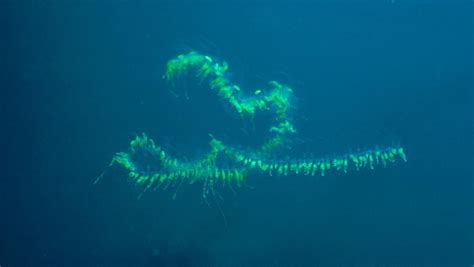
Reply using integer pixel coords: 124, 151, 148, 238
97, 51, 407, 200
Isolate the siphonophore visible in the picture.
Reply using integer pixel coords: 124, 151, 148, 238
97, 51, 407, 200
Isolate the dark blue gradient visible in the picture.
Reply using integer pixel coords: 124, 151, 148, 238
3, 1, 472, 266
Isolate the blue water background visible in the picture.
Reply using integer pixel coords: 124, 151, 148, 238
2, 1, 473, 265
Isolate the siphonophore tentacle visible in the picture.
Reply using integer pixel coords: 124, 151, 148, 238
99, 51, 407, 200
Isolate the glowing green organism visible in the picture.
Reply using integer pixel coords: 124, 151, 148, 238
98, 51, 407, 200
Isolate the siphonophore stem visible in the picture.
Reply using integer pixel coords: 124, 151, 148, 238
98, 51, 407, 200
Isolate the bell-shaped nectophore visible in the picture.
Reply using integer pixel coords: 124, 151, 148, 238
97, 51, 407, 200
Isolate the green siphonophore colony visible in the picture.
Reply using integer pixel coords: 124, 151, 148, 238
97, 51, 407, 200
